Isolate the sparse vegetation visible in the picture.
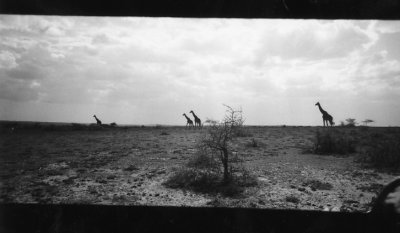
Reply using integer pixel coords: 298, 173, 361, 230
199, 105, 248, 183
362, 119, 374, 126
245, 138, 259, 148
345, 118, 357, 127
312, 129, 356, 155
164, 105, 258, 196
357, 132, 400, 171
2, 119, 399, 212
164, 167, 221, 192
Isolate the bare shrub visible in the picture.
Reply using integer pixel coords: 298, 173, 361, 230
200, 105, 246, 183
164, 105, 257, 196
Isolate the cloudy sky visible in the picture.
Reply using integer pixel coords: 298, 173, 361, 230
0, 15, 399, 126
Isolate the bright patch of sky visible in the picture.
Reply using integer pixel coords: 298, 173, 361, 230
0, 15, 399, 126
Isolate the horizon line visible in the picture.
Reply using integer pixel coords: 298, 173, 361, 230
0, 120, 398, 128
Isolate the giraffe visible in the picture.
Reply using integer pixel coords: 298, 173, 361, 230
93, 115, 102, 125
189, 110, 202, 128
315, 102, 334, 127
182, 114, 194, 128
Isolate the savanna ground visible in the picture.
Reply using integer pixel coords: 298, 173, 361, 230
0, 122, 399, 212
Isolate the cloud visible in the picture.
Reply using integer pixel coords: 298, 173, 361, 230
254, 21, 374, 65
92, 34, 111, 44
0, 78, 41, 101
0, 51, 18, 69
0, 16, 399, 125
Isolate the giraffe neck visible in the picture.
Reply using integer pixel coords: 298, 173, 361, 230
317, 104, 326, 114
191, 112, 197, 119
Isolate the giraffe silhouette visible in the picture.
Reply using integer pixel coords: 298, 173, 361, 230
189, 110, 202, 128
315, 102, 334, 127
93, 115, 102, 125
183, 114, 194, 128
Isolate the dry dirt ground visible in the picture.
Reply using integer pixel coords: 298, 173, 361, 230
0, 125, 398, 212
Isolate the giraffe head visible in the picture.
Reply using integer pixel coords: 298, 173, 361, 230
189, 110, 194, 114
93, 115, 96, 117
315, 102, 320, 106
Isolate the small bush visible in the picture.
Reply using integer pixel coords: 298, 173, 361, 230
187, 149, 219, 171
160, 131, 169, 136
233, 169, 258, 187
358, 133, 400, 170
245, 138, 259, 148
164, 105, 257, 196
313, 129, 356, 155
164, 168, 221, 192
165, 149, 257, 197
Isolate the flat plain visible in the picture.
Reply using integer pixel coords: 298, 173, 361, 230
0, 123, 399, 212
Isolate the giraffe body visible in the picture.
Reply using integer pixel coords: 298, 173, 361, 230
93, 115, 102, 125
189, 110, 202, 128
315, 102, 334, 127
183, 114, 194, 128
